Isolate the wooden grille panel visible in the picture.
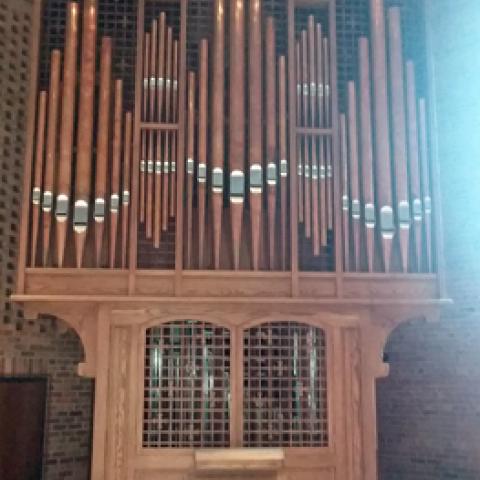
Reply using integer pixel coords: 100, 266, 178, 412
144, 320, 231, 448
243, 322, 328, 447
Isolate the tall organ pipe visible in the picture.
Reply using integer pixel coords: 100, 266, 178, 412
94, 37, 112, 266
308, 16, 320, 257
316, 23, 327, 248
406, 61, 423, 270
265, 17, 277, 269
162, 27, 173, 233
109, 80, 123, 268
296, 40, 304, 225
55, 2, 79, 267
347, 81, 361, 271
198, 39, 208, 269
42, 49, 61, 266
31, 91, 47, 266
122, 111, 132, 268
249, 0, 262, 271
74, 0, 96, 268
358, 37, 375, 272
340, 113, 350, 270
418, 98, 432, 272
301, 30, 311, 239
170, 39, 179, 219
211, 0, 225, 269
229, 0, 246, 270
140, 32, 150, 225
369, 0, 394, 271
186, 71, 195, 268
278, 55, 288, 270
388, 7, 410, 272
323, 37, 333, 233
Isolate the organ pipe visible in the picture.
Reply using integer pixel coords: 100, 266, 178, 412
42, 49, 61, 266
229, 0, 246, 270
369, 0, 394, 271
94, 37, 112, 266
249, 0, 263, 271
74, 0, 96, 268
55, 2, 79, 267
388, 7, 410, 272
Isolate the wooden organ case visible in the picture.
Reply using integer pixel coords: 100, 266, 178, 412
13, 0, 449, 479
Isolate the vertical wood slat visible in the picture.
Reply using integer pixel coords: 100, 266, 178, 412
174, 0, 187, 293
129, 0, 146, 294
16, 0, 43, 292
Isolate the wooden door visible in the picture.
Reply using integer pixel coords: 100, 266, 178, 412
0, 378, 47, 480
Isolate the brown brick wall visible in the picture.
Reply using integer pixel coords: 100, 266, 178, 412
0, 0, 94, 479
377, 0, 480, 478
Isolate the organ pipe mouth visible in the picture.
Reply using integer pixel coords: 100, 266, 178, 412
42, 191, 53, 212
94, 198, 105, 223
280, 159, 288, 178
32, 187, 41, 205
187, 158, 195, 175
413, 198, 423, 222
398, 200, 411, 229
212, 167, 224, 193
267, 163, 277, 186
351, 199, 361, 220
380, 206, 395, 240
198, 163, 207, 183
55, 194, 69, 222
249, 164, 263, 194
230, 170, 245, 203
364, 203, 376, 228
73, 199, 89, 233
424, 196, 432, 215
110, 194, 120, 213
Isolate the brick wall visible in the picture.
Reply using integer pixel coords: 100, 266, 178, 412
0, 0, 94, 479
377, 0, 480, 478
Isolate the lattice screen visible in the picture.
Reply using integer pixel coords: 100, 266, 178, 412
0, 0, 32, 328
244, 322, 328, 447
144, 320, 231, 448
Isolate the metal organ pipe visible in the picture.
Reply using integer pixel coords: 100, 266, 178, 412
186, 71, 195, 268
316, 23, 327, 248
388, 7, 410, 272
278, 55, 288, 270
229, 0, 246, 270
122, 111, 133, 269
31, 91, 47, 266
358, 37, 375, 272
171, 39, 179, 219
347, 81, 361, 271
110, 80, 123, 268
211, 0, 225, 269
94, 37, 112, 266
163, 27, 173, 233
369, 0, 394, 271
249, 0, 263, 271
307, 16, 320, 257
74, 0, 96, 268
405, 60, 423, 271
418, 98, 432, 272
42, 49, 61, 266
56, 1, 79, 267
198, 39, 208, 269
140, 32, 150, 226
266, 17, 277, 270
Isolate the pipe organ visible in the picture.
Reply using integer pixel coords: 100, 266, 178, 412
14, 0, 448, 479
